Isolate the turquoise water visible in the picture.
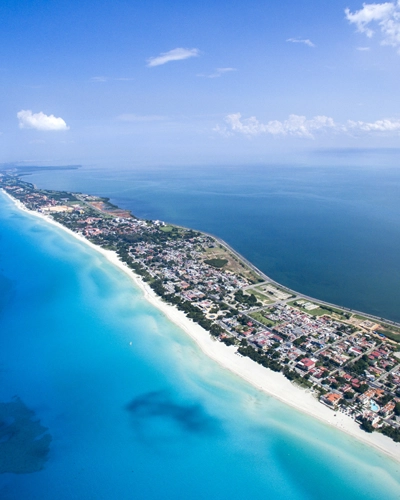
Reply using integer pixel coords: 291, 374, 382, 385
26, 164, 400, 322
0, 192, 400, 497
371, 401, 380, 412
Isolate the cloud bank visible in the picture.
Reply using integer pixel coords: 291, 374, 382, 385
219, 113, 335, 138
147, 48, 200, 67
345, 1, 400, 51
216, 113, 400, 138
17, 110, 69, 131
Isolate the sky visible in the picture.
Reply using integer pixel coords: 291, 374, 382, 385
1, 0, 400, 167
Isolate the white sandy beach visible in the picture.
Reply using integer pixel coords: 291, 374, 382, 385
2, 188, 400, 463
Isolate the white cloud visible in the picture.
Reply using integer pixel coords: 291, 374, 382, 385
17, 110, 69, 131
286, 38, 315, 47
221, 113, 335, 139
347, 117, 400, 131
356, 46, 371, 50
212, 124, 233, 137
197, 67, 236, 78
345, 1, 400, 50
217, 113, 400, 138
147, 48, 200, 67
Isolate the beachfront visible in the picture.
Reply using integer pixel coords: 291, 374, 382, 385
1, 181, 399, 463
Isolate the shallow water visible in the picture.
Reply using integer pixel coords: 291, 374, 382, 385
0, 191, 399, 499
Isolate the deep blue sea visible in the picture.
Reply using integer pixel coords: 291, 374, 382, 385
25, 164, 400, 322
1, 165, 400, 498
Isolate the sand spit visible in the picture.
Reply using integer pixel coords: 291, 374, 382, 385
2, 189, 400, 463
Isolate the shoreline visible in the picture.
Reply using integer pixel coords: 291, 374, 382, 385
2, 188, 400, 463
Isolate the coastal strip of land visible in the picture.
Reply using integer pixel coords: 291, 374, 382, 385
1, 172, 400, 463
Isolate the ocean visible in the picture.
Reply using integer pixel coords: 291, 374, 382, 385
0, 165, 400, 498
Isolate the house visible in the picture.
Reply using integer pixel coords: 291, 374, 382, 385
297, 358, 316, 371
380, 401, 395, 418
321, 393, 341, 408
348, 346, 363, 356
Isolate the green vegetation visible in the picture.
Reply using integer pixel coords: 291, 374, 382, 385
348, 356, 369, 375
247, 289, 273, 304
221, 336, 236, 346
282, 366, 313, 387
380, 425, 400, 442
42, 190, 78, 202
234, 290, 259, 307
293, 335, 307, 347
319, 305, 351, 319
159, 225, 175, 233
147, 278, 226, 337
249, 311, 275, 327
378, 329, 400, 343
238, 344, 282, 372
291, 300, 351, 319
204, 258, 228, 268
288, 301, 327, 317
359, 418, 374, 433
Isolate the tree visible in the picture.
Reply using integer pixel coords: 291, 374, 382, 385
221, 336, 235, 346
360, 418, 374, 433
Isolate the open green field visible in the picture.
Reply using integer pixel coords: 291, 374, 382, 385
204, 258, 228, 268
287, 300, 352, 319
379, 330, 400, 343
159, 225, 175, 233
376, 323, 400, 343
248, 290, 274, 304
288, 300, 327, 317
249, 311, 276, 327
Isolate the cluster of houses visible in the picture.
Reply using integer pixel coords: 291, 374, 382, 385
238, 303, 400, 428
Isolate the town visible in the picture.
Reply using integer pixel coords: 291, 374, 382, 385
1, 170, 400, 443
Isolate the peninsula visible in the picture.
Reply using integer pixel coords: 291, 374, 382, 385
1, 169, 400, 459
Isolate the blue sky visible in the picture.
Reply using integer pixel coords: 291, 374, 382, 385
1, 0, 400, 166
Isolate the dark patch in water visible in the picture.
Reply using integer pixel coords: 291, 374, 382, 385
126, 390, 219, 440
0, 397, 51, 474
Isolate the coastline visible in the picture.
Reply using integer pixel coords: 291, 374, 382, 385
2, 188, 400, 463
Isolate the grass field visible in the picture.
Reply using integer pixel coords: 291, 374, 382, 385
248, 290, 274, 304
204, 258, 228, 268
377, 324, 400, 344
159, 225, 175, 233
287, 300, 328, 317
379, 330, 400, 343
249, 311, 276, 327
